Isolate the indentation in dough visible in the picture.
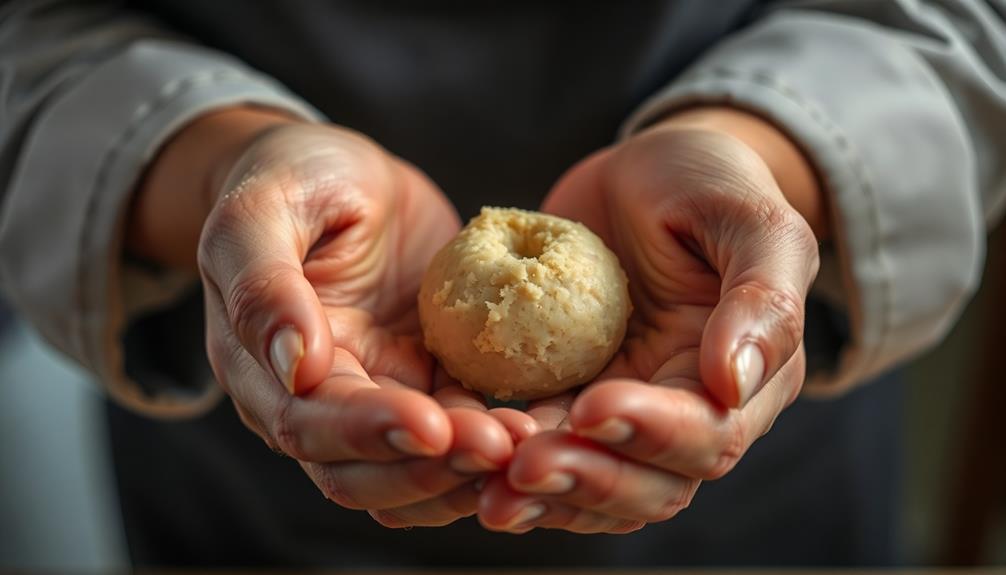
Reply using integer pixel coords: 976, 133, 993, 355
417, 207, 632, 400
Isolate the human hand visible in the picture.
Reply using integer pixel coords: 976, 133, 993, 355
180, 116, 530, 526
478, 108, 822, 533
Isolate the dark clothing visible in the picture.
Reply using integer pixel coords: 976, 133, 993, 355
97, 0, 905, 566
129, 0, 760, 219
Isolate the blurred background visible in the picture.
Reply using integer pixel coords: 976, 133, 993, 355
1, 226, 1004, 571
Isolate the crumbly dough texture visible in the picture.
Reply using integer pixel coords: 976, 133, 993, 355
418, 207, 631, 400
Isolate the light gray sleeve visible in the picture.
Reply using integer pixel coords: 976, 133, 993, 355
0, 0, 323, 417
622, 0, 1006, 394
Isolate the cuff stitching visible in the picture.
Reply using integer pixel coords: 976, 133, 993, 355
713, 66, 894, 380
77, 67, 256, 388
661, 66, 895, 382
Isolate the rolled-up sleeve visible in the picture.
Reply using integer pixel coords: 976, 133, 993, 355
622, 0, 1006, 393
0, 2, 322, 417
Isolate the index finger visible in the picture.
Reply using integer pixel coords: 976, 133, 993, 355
206, 290, 452, 464
569, 347, 806, 480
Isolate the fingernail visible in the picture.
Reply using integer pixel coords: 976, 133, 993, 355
505, 503, 546, 530
386, 428, 439, 457
519, 471, 575, 495
577, 418, 634, 444
450, 452, 500, 474
733, 342, 765, 406
269, 326, 303, 395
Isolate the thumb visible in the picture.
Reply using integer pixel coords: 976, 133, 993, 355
699, 203, 819, 409
199, 187, 334, 397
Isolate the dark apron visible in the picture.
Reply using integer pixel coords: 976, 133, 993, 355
110, 0, 901, 565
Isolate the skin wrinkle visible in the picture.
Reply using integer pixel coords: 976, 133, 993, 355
691, 68, 886, 388
703, 409, 746, 480
478, 105, 824, 531
565, 439, 624, 512
311, 462, 362, 509
124, 103, 503, 523
270, 391, 304, 460
225, 264, 293, 340
114, 65, 836, 526
377, 483, 481, 527
727, 277, 806, 368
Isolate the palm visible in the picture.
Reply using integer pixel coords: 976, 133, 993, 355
541, 147, 723, 394
302, 161, 461, 393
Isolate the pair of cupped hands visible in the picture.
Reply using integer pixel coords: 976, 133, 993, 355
192, 106, 821, 534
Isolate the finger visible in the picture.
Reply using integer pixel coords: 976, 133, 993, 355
478, 474, 542, 532
569, 378, 736, 479
443, 407, 514, 475
506, 431, 699, 523
207, 294, 451, 462
739, 343, 807, 440
368, 482, 481, 528
489, 408, 539, 444
303, 406, 513, 509
528, 503, 647, 534
430, 372, 540, 444
698, 200, 818, 408
205, 274, 453, 463
287, 372, 453, 463
433, 379, 489, 411
571, 345, 804, 479
304, 457, 471, 510
478, 475, 644, 534
199, 181, 334, 396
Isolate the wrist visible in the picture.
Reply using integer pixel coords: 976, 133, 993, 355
127, 105, 302, 271
655, 106, 829, 240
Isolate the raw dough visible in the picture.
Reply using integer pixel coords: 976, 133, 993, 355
418, 207, 631, 400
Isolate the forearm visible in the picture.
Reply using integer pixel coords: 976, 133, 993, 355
656, 106, 829, 240
126, 105, 300, 271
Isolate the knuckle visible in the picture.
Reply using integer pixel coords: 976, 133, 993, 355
768, 288, 806, 352
653, 485, 695, 522
314, 466, 362, 509
195, 230, 228, 282
771, 208, 820, 281
703, 415, 746, 480
749, 197, 806, 242
704, 452, 741, 481
748, 195, 791, 231
742, 280, 805, 354
226, 265, 290, 344
269, 397, 307, 461
197, 200, 256, 279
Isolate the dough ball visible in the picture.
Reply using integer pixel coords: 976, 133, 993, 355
418, 207, 631, 400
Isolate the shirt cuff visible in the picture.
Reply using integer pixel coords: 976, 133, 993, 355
0, 39, 323, 417
620, 11, 984, 394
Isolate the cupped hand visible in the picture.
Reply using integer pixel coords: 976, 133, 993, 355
479, 111, 821, 533
197, 122, 535, 526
